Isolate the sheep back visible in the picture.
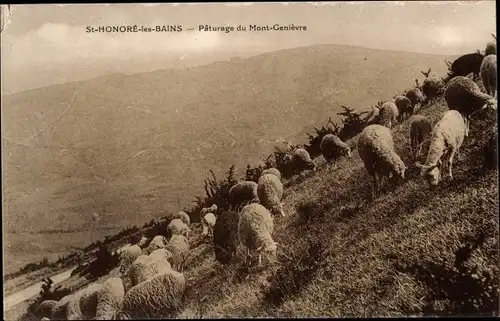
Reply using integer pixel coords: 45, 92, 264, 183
405, 88, 425, 107
357, 124, 406, 179
213, 210, 240, 264
260, 167, 282, 180
238, 203, 275, 252
291, 148, 316, 172
257, 173, 285, 217
395, 95, 413, 119
228, 181, 259, 209
444, 76, 493, 117
320, 134, 351, 162
119, 270, 186, 319
39, 300, 58, 318
378, 101, 399, 128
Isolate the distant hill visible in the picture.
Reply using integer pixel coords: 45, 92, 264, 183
2, 44, 455, 272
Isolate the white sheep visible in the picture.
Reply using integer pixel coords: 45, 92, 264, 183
201, 213, 216, 238
95, 277, 125, 320
444, 76, 496, 137
166, 219, 191, 239
358, 124, 407, 193
165, 234, 190, 273
320, 134, 352, 162
228, 181, 259, 211
39, 300, 58, 319
41, 318, 50, 321
117, 269, 186, 319
144, 235, 169, 255
395, 95, 413, 121
480, 54, 497, 97
121, 249, 173, 293
119, 245, 143, 274
291, 148, 316, 173
416, 110, 466, 188
238, 203, 278, 267
172, 211, 190, 226
261, 167, 282, 180
378, 101, 399, 128
409, 115, 433, 162
257, 173, 285, 217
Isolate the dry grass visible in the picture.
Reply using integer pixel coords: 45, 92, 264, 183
8, 89, 498, 320
175, 96, 498, 317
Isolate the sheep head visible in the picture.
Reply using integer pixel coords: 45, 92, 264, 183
415, 161, 441, 187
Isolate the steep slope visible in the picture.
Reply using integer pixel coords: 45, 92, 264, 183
174, 97, 498, 317
2, 44, 455, 273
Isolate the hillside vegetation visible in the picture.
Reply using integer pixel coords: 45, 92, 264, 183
2, 44, 454, 273
9, 38, 499, 319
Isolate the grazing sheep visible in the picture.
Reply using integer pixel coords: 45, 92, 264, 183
405, 88, 426, 112
122, 249, 173, 293
144, 235, 169, 255
261, 167, 282, 181
378, 101, 399, 128
485, 42, 496, 56
166, 219, 191, 239
451, 52, 484, 80
444, 76, 496, 137
358, 124, 407, 193
118, 270, 186, 319
119, 244, 143, 274
39, 300, 58, 319
228, 181, 259, 211
422, 76, 445, 105
172, 211, 190, 226
213, 210, 240, 264
95, 277, 125, 320
201, 213, 216, 238
395, 95, 414, 121
480, 54, 497, 97
257, 173, 285, 218
409, 115, 433, 162
320, 134, 352, 162
416, 110, 466, 188
165, 235, 190, 273
364, 105, 380, 126
238, 203, 277, 267
291, 148, 316, 173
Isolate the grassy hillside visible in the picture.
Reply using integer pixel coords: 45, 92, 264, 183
173, 92, 498, 317
2, 44, 455, 273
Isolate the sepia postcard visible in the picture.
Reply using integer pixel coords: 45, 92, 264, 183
1, 2, 498, 319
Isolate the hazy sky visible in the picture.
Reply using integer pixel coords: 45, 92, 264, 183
1, 1, 496, 93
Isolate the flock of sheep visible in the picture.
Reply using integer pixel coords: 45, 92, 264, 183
35, 42, 497, 320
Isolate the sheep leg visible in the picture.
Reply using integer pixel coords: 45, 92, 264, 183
447, 148, 457, 180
